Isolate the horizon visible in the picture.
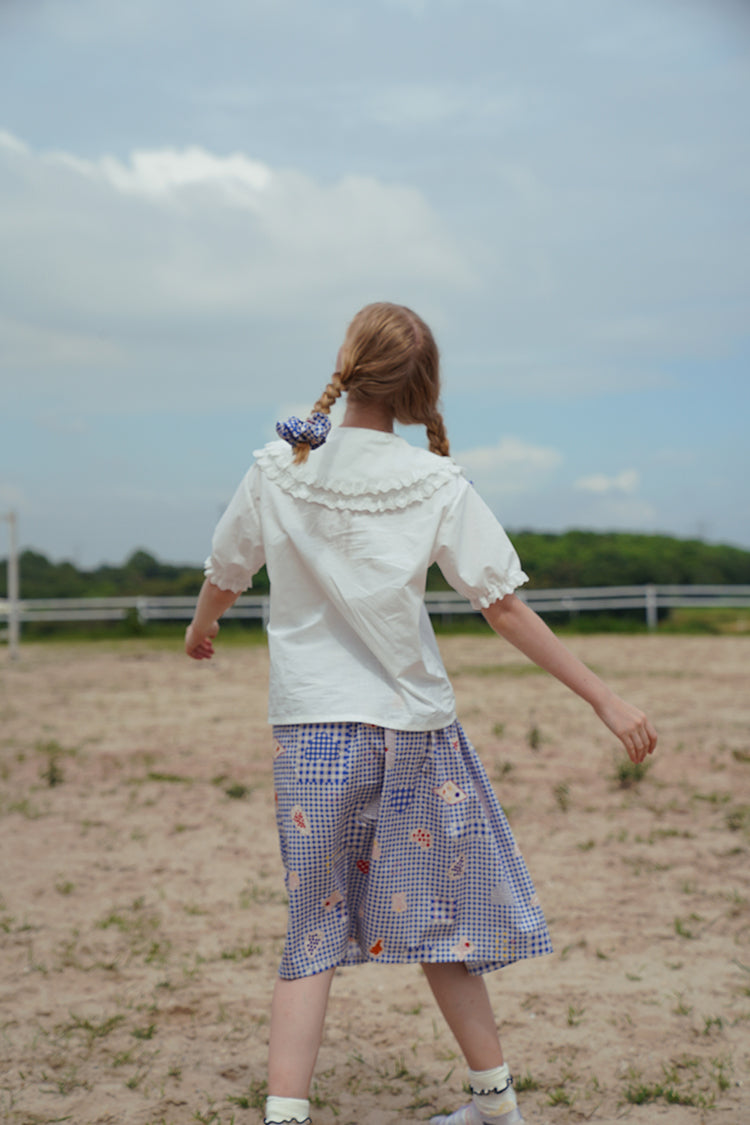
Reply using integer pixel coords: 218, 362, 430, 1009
6, 524, 750, 575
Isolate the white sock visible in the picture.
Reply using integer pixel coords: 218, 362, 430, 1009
264, 1095, 311, 1124
469, 1064, 518, 1118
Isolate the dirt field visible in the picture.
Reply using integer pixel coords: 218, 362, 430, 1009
1, 633, 748, 1125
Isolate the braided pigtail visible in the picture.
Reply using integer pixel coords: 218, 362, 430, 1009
291, 372, 344, 464
426, 409, 451, 458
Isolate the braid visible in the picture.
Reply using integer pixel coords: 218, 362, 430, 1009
292, 372, 344, 464
426, 409, 451, 458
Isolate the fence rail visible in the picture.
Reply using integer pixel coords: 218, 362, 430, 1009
3, 585, 750, 638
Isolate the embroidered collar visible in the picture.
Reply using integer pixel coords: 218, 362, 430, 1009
254, 428, 462, 512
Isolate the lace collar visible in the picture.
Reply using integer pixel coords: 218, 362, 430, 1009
254, 428, 462, 512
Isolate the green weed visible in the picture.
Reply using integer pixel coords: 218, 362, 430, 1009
554, 782, 570, 812
220, 943, 262, 961
614, 757, 651, 788
726, 805, 750, 833
672, 993, 692, 1017
63, 1012, 125, 1046
674, 914, 704, 940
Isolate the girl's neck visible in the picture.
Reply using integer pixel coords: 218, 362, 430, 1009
340, 398, 394, 433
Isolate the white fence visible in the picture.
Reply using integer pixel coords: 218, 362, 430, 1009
2, 585, 750, 639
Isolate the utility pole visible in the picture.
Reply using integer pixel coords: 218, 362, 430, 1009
3, 511, 20, 661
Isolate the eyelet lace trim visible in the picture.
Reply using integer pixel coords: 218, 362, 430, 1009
255, 440, 463, 513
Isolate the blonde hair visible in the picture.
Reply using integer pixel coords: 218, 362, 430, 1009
293, 302, 450, 464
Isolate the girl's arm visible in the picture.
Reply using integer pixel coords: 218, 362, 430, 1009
185, 579, 241, 660
482, 594, 657, 763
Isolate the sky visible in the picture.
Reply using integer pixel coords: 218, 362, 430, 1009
1, 0, 749, 568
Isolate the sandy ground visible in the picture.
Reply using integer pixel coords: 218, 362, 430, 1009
0, 633, 748, 1125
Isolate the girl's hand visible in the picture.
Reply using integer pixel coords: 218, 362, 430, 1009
593, 692, 657, 764
185, 620, 219, 660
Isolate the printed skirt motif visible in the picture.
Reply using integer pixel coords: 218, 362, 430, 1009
272, 721, 553, 980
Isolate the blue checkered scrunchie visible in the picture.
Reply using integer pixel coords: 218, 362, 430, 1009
275, 411, 331, 451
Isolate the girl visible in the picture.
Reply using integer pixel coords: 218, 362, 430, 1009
186, 302, 657, 1125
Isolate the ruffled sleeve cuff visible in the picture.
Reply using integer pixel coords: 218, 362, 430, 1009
468, 567, 529, 610
203, 556, 253, 595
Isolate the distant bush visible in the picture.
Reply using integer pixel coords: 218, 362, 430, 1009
2, 532, 748, 601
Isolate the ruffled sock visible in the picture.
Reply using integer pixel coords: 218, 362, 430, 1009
429, 1063, 524, 1125
264, 1094, 311, 1124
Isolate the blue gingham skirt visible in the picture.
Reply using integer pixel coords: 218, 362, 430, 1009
272, 721, 553, 979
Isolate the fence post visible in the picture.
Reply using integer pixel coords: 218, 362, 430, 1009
4, 511, 20, 661
645, 584, 658, 631
136, 597, 150, 627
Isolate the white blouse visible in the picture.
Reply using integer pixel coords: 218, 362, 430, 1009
205, 427, 528, 731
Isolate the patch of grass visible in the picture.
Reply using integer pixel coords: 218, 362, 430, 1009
515, 1072, 539, 1092
220, 943, 262, 961
146, 771, 192, 784
113, 1047, 136, 1067
228, 1078, 267, 1111
526, 722, 541, 751
712, 1056, 732, 1092
693, 790, 730, 806
672, 993, 692, 1016
63, 1012, 125, 1046
613, 756, 651, 788
239, 883, 285, 908
623, 1055, 729, 1110
726, 805, 750, 833
648, 827, 694, 842
36, 738, 78, 788
702, 1015, 724, 1036
144, 939, 172, 965
453, 662, 545, 678
95, 896, 162, 955
553, 782, 570, 812
224, 782, 251, 800
5, 796, 45, 819
724, 889, 748, 917
674, 913, 704, 940
559, 938, 587, 960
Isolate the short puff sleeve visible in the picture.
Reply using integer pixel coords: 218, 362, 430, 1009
203, 465, 266, 593
432, 476, 528, 609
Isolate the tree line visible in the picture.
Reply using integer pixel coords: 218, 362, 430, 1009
2, 531, 749, 600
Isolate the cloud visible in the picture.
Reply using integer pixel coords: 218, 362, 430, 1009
575, 494, 658, 531
455, 437, 563, 496
575, 469, 640, 495
0, 131, 473, 409
61, 145, 273, 201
